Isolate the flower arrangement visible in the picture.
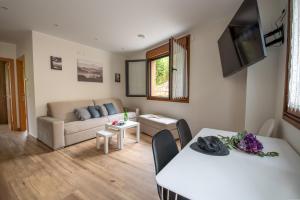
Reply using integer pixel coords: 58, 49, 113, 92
218, 131, 279, 157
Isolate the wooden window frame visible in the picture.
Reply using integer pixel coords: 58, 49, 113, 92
283, 0, 300, 129
146, 35, 190, 103
148, 54, 170, 101
125, 59, 148, 97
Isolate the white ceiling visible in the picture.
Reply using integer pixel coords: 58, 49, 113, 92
0, 0, 242, 53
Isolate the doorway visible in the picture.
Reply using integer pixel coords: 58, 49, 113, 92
16, 56, 27, 131
0, 58, 17, 131
0, 61, 8, 124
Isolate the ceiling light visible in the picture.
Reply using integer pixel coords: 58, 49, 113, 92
1, 6, 8, 10
137, 34, 145, 39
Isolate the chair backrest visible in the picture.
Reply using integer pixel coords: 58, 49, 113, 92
152, 129, 179, 175
152, 129, 179, 200
176, 119, 193, 149
258, 119, 275, 137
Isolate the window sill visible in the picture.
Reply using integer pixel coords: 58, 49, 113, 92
283, 112, 300, 130
147, 96, 189, 103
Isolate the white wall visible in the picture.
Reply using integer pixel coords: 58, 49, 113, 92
123, 18, 247, 135
16, 32, 36, 136
0, 42, 16, 59
244, 0, 283, 133
29, 31, 124, 137
274, 0, 300, 153
244, 0, 300, 154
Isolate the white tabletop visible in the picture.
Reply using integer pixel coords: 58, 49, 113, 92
106, 120, 139, 129
156, 128, 300, 200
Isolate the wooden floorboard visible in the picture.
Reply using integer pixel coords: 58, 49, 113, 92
0, 125, 159, 200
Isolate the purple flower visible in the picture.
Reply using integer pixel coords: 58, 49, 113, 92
237, 133, 263, 153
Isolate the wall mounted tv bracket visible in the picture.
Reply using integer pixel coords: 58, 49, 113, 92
264, 25, 284, 47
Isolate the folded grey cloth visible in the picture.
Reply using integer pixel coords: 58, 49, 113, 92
190, 136, 229, 156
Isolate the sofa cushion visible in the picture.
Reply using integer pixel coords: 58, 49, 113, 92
98, 105, 108, 116
74, 108, 91, 121
47, 100, 94, 122
94, 98, 124, 113
107, 112, 136, 122
88, 106, 101, 118
64, 117, 109, 135
104, 103, 117, 115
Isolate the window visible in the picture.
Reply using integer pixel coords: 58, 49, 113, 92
146, 35, 190, 103
284, 0, 300, 128
150, 56, 169, 98
125, 60, 147, 97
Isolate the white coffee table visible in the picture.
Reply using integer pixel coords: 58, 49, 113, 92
105, 120, 140, 149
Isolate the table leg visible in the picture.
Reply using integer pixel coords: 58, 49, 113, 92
120, 129, 124, 149
96, 134, 100, 149
104, 136, 109, 154
117, 132, 121, 149
137, 124, 140, 143
109, 136, 112, 144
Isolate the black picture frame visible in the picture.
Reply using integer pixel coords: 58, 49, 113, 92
125, 59, 148, 97
50, 56, 62, 70
115, 73, 121, 83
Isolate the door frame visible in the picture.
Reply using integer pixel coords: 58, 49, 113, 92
0, 57, 17, 131
16, 56, 28, 131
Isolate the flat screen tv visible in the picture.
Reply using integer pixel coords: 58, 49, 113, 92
218, 0, 266, 77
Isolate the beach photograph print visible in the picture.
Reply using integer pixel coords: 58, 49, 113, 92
77, 59, 103, 83
50, 56, 62, 70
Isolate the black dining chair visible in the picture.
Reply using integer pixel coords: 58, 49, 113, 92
152, 129, 189, 200
176, 119, 193, 149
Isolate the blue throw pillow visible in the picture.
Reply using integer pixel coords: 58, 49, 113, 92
74, 108, 91, 121
104, 103, 117, 115
88, 106, 101, 118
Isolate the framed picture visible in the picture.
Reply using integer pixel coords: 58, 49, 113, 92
50, 56, 62, 70
77, 59, 103, 83
115, 73, 120, 83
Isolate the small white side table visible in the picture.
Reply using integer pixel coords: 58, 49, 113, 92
96, 130, 117, 154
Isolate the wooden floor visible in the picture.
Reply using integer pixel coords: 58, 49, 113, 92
0, 125, 159, 200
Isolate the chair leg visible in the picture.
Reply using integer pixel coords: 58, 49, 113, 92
167, 190, 169, 200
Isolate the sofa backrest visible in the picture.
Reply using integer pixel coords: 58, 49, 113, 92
47, 98, 124, 122
47, 100, 94, 122
93, 98, 124, 113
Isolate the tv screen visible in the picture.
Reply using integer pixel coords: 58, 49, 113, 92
218, 0, 266, 77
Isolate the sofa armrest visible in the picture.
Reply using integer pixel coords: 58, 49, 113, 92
37, 116, 65, 150
124, 107, 140, 117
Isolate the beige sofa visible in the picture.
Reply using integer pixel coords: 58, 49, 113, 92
37, 98, 138, 150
